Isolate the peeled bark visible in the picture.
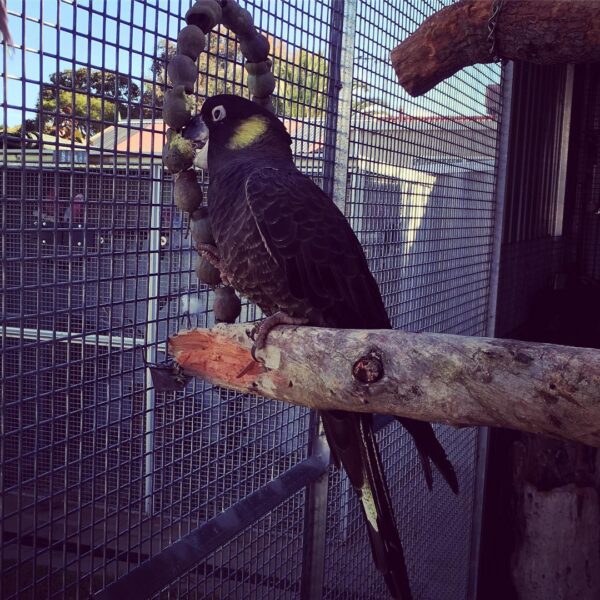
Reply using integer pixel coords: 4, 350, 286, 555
169, 324, 600, 447
391, 0, 600, 96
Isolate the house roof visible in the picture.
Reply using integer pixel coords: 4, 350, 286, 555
87, 117, 327, 157
88, 119, 168, 155
0, 128, 87, 150
86, 112, 498, 166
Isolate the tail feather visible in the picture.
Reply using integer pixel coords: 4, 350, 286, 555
416, 450, 434, 491
322, 410, 413, 600
395, 417, 459, 494
375, 324, 458, 495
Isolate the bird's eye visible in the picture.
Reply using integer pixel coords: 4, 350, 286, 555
212, 105, 226, 122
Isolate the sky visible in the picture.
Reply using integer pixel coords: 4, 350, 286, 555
1, 0, 500, 129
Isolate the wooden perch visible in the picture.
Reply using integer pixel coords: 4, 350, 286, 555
169, 324, 600, 447
391, 0, 600, 97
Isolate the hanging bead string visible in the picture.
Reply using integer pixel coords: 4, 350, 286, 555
162, 0, 271, 323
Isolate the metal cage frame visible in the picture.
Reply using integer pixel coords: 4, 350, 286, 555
1, 1, 505, 598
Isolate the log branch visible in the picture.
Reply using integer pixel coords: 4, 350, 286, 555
169, 325, 600, 447
391, 0, 600, 97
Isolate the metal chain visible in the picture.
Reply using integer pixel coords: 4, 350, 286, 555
487, 0, 506, 62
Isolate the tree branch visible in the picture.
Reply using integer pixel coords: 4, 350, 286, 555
391, 0, 600, 97
168, 325, 600, 448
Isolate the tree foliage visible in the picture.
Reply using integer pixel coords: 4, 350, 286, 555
271, 41, 329, 119
147, 29, 329, 119
33, 30, 331, 142
150, 26, 246, 103
36, 68, 143, 140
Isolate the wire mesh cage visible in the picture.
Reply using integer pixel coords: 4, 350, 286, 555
1, 1, 503, 598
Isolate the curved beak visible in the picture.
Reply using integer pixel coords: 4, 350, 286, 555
183, 115, 209, 149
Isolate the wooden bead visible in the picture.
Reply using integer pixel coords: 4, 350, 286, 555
162, 129, 195, 174
162, 85, 192, 130
174, 170, 203, 213
195, 254, 221, 287
214, 286, 241, 324
185, 0, 222, 34
252, 95, 275, 113
177, 25, 206, 60
167, 54, 198, 94
189, 206, 215, 246
239, 33, 270, 62
245, 59, 271, 76
248, 70, 275, 98
221, 0, 255, 36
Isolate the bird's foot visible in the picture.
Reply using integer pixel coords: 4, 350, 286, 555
197, 243, 230, 286
197, 243, 220, 265
247, 312, 309, 362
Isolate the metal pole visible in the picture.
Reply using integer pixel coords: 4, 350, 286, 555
553, 64, 575, 238
95, 452, 329, 600
3, 326, 146, 349
322, 0, 357, 213
300, 1, 357, 597
300, 415, 332, 600
486, 61, 514, 339
143, 162, 162, 516
468, 61, 515, 600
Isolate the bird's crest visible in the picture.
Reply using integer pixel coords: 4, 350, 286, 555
226, 115, 270, 150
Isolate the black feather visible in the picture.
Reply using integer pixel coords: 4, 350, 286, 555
203, 94, 458, 600
395, 417, 459, 494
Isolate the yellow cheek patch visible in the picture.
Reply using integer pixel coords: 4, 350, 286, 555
227, 115, 269, 149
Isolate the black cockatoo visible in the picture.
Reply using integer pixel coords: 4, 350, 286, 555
185, 94, 458, 599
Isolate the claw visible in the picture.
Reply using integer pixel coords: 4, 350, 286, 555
249, 311, 309, 356
236, 359, 260, 378
197, 243, 220, 265
246, 322, 260, 342
254, 325, 270, 351
197, 243, 231, 286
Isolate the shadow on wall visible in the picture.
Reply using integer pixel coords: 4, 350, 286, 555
349, 161, 496, 336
